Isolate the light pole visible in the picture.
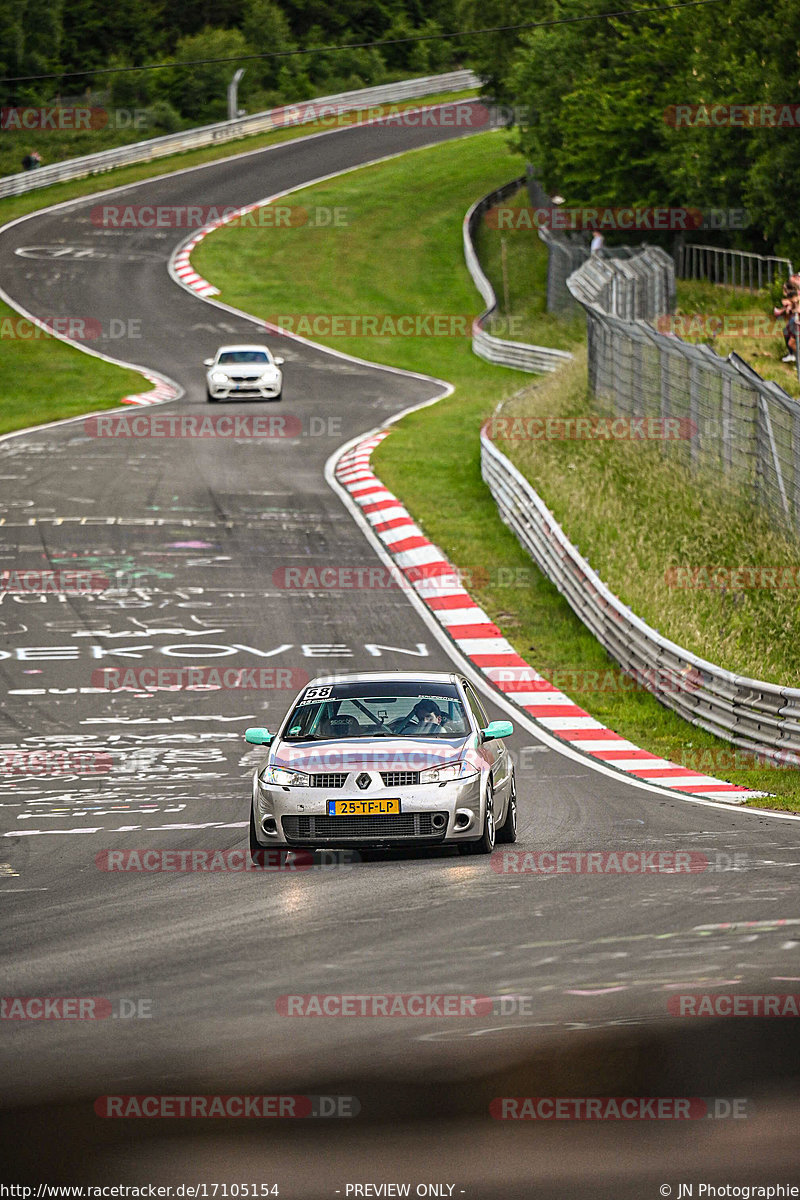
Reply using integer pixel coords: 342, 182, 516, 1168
228, 68, 246, 121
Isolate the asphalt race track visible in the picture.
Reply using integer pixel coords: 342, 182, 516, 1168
1, 103, 799, 1194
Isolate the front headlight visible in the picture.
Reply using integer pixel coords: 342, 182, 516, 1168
260, 371, 279, 383
262, 765, 310, 787
210, 370, 229, 384
419, 760, 479, 784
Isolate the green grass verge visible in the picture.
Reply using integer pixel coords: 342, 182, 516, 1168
0, 299, 145, 435
0, 89, 476, 437
499, 363, 800, 686
474, 185, 585, 351
192, 131, 800, 810
673, 277, 800, 399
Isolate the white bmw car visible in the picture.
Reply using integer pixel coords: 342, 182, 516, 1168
204, 344, 284, 402
244, 671, 516, 858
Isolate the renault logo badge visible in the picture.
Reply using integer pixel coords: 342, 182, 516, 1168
356, 772, 371, 790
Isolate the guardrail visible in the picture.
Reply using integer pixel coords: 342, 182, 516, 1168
0, 70, 481, 199
481, 428, 800, 764
463, 177, 573, 374
676, 242, 794, 290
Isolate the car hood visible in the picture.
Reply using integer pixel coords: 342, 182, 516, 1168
270, 735, 478, 774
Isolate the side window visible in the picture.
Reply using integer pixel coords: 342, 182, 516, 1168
462, 682, 488, 729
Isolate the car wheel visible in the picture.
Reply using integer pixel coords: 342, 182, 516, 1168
249, 806, 264, 866
495, 772, 517, 844
458, 780, 496, 856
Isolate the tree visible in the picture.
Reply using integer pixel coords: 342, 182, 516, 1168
242, 0, 295, 88
155, 26, 250, 121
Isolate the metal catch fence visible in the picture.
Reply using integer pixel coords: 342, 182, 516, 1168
567, 247, 800, 538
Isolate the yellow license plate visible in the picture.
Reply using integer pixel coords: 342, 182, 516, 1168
327, 798, 401, 816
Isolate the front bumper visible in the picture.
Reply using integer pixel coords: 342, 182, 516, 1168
207, 377, 282, 399
252, 775, 484, 848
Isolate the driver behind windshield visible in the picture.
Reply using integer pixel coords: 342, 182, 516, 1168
399, 698, 446, 735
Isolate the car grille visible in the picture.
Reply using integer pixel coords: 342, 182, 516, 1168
233, 375, 262, 382
309, 773, 348, 789
282, 813, 447, 842
380, 771, 419, 787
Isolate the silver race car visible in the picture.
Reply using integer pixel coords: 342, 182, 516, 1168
245, 671, 516, 858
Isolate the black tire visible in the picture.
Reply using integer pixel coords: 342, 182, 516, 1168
458, 780, 497, 856
495, 772, 517, 844
249, 806, 263, 866
206, 390, 217, 403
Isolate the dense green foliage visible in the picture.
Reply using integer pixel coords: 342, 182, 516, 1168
0, 0, 469, 123
3, 0, 797, 256
465, 0, 800, 257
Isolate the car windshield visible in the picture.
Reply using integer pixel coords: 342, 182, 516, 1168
218, 350, 270, 364
281, 681, 470, 741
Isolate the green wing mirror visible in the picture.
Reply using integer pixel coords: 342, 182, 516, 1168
480, 720, 514, 742
244, 727, 273, 746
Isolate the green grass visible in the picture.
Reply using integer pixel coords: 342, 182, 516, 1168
0, 299, 145, 435
499, 364, 800, 686
192, 132, 800, 810
673, 277, 800, 399
0, 118, 178, 182
474, 185, 585, 351
0, 88, 476, 436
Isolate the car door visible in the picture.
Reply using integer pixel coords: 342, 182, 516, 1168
461, 680, 511, 803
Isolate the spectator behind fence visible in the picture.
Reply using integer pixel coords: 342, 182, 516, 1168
590, 231, 605, 254
780, 288, 800, 362
21, 151, 42, 170
774, 281, 795, 320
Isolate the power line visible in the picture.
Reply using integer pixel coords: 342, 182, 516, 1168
0, 0, 724, 85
